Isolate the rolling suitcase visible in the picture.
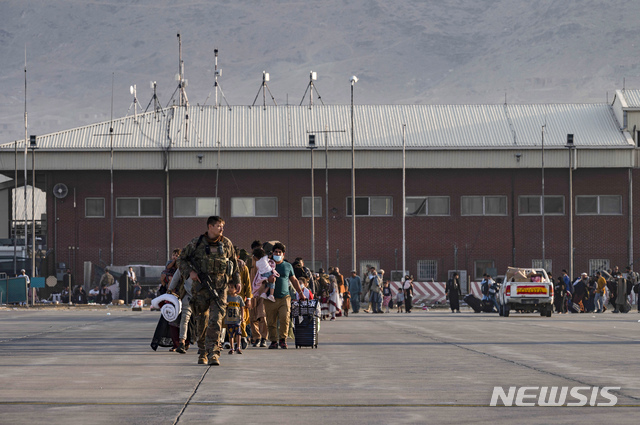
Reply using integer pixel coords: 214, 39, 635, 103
463, 294, 483, 313
291, 299, 320, 348
482, 299, 495, 313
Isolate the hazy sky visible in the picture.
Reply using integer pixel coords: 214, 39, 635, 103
1, 0, 639, 137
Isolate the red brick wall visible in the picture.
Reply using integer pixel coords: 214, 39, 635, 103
45, 167, 636, 285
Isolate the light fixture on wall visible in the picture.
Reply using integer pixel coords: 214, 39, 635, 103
197, 154, 203, 163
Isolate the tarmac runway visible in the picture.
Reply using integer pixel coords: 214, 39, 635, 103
0, 306, 639, 424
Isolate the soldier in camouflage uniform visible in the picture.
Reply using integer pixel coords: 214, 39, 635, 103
179, 216, 239, 366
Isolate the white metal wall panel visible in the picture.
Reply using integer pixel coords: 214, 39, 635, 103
1, 148, 634, 172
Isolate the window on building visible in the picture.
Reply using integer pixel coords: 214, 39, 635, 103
576, 195, 622, 215
231, 197, 278, 217
85, 198, 105, 218
474, 260, 495, 280
174, 197, 220, 217
417, 260, 438, 280
405, 197, 450, 216
589, 259, 610, 275
532, 259, 552, 272
519, 196, 564, 215
347, 197, 392, 216
302, 197, 322, 217
116, 197, 162, 217
461, 196, 507, 216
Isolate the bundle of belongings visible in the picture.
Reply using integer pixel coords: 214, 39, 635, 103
152, 293, 182, 322
150, 293, 182, 351
505, 267, 534, 282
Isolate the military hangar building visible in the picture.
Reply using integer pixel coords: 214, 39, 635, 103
2, 89, 640, 287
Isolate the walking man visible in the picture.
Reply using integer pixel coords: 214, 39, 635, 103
347, 270, 362, 313
263, 242, 306, 349
179, 216, 240, 366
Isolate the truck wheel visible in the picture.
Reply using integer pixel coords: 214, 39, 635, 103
503, 304, 510, 317
498, 304, 503, 316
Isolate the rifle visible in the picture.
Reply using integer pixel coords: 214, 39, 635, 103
197, 271, 225, 310
184, 253, 225, 310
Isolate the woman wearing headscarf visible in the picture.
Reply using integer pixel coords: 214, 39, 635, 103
403, 275, 415, 313
445, 272, 462, 313
328, 274, 342, 321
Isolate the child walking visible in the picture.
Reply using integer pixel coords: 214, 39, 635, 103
396, 286, 405, 313
225, 284, 245, 354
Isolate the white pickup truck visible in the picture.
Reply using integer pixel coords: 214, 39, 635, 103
497, 267, 554, 317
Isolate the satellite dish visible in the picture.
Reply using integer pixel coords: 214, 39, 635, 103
53, 183, 68, 199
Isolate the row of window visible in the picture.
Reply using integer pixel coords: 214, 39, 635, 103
84, 195, 624, 218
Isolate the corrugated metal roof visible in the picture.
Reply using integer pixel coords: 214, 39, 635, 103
618, 89, 640, 108
6, 103, 630, 151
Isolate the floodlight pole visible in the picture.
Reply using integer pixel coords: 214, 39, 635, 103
30, 136, 36, 303
91, 74, 131, 266
324, 130, 329, 268
541, 125, 546, 269
308, 128, 346, 270
307, 135, 317, 271
402, 124, 407, 280
23, 51, 28, 285
13, 139, 17, 276
565, 134, 575, 280
350, 76, 357, 273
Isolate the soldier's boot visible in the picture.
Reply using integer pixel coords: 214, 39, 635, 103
197, 349, 208, 365
176, 340, 187, 354
207, 351, 220, 366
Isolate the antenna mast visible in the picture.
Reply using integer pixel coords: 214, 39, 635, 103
252, 71, 277, 109
177, 33, 188, 107
214, 48, 219, 108
299, 71, 324, 108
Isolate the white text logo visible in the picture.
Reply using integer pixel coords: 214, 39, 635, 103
489, 386, 619, 407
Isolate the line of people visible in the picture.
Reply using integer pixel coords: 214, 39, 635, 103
151, 216, 420, 366
551, 266, 639, 314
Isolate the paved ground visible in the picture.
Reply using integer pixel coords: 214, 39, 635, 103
0, 305, 639, 424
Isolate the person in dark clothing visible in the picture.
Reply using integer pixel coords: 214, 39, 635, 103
63, 269, 74, 289
585, 277, 597, 313
293, 258, 314, 295
571, 273, 588, 313
403, 275, 415, 313
607, 269, 619, 312
61, 286, 70, 304
446, 272, 462, 313
73, 286, 88, 304
157, 280, 168, 296
98, 285, 112, 304
554, 272, 567, 314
